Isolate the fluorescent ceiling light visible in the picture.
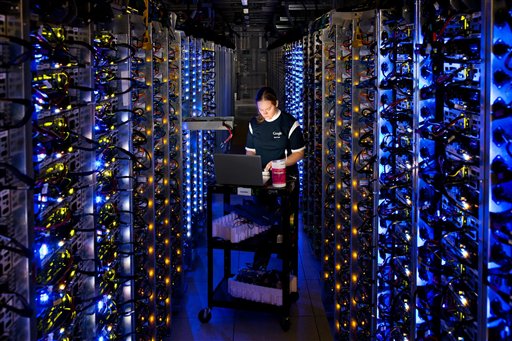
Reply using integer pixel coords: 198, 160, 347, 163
241, 0, 248, 6
288, 4, 315, 10
243, 8, 249, 14
276, 24, 292, 29
279, 16, 288, 21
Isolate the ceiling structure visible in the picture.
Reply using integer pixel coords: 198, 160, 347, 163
161, 0, 335, 48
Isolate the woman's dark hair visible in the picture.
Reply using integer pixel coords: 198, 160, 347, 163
255, 86, 277, 106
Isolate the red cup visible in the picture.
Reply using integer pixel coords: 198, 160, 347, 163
271, 160, 286, 187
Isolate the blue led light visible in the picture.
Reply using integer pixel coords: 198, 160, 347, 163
40, 293, 49, 303
39, 244, 49, 259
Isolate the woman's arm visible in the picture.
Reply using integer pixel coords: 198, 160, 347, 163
284, 149, 304, 167
265, 149, 304, 171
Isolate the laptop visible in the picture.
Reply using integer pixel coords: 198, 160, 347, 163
213, 153, 267, 186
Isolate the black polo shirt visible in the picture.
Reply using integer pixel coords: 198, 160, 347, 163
245, 110, 305, 171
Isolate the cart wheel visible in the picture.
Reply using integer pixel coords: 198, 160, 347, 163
290, 292, 299, 303
280, 316, 291, 331
198, 308, 212, 323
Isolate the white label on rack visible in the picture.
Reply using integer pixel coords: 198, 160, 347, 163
121, 70, 130, 106
237, 187, 252, 196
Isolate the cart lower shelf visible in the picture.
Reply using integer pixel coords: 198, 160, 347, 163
198, 277, 299, 331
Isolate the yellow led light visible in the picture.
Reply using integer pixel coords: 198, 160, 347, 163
352, 274, 357, 282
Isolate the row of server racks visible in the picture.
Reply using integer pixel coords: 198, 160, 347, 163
0, 1, 234, 340
278, 0, 511, 340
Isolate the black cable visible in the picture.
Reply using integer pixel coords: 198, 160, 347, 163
0, 98, 33, 130
0, 162, 34, 187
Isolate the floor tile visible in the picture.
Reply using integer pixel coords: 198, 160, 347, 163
171, 307, 235, 341
234, 312, 321, 341
316, 315, 335, 341
306, 279, 330, 318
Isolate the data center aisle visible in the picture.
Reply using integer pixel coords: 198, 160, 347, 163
169, 213, 334, 341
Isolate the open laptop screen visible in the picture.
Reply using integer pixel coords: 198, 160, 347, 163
213, 154, 265, 186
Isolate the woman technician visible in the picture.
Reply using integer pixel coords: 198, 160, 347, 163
245, 86, 305, 270
245, 86, 305, 174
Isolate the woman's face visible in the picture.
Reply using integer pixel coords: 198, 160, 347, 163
257, 99, 278, 121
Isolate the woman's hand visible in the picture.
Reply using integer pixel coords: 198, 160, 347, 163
264, 161, 273, 172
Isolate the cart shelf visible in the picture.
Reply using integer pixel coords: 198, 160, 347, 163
199, 181, 299, 331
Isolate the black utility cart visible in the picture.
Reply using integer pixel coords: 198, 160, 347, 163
198, 179, 299, 331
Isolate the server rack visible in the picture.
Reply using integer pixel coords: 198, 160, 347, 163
150, 21, 173, 337
320, 25, 337, 297
303, 11, 379, 339
282, 1, 506, 339
93, 12, 135, 339
283, 42, 305, 191
31, 12, 97, 340
202, 41, 217, 195
0, 1, 232, 338
333, 14, 354, 337
301, 29, 324, 258
0, 1, 33, 339
416, 1, 485, 339
168, 27, 185, 310
375, 5, 416, 340
487, 0, 512, 339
